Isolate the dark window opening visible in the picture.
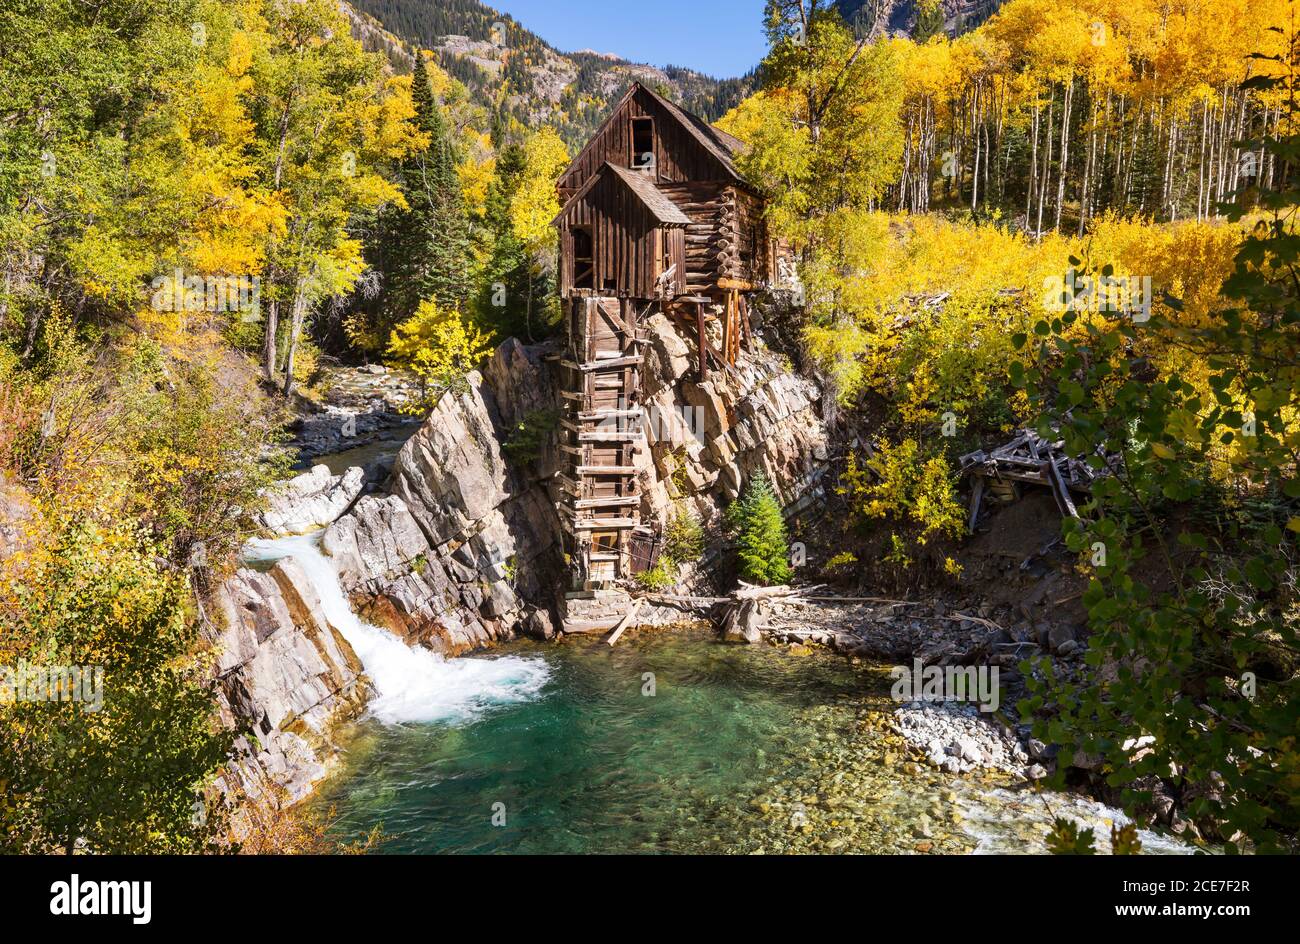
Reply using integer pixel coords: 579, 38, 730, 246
572, 227, 594, 290
631, 117, 655, 170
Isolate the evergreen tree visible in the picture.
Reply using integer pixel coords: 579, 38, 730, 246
912, 0, 946, 44
362, 52, 475, 351
471, 143, 534, 339
398, 54, 475, 314
727, 471, 793, 586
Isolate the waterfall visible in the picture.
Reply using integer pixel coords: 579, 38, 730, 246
242, 532, 550, 725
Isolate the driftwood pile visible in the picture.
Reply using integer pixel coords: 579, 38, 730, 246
959, 429, 1110, 527
629, 581, 994, 646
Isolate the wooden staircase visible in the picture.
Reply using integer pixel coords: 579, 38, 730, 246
560, 296, 647, 588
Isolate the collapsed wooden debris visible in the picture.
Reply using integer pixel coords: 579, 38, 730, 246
630, 580, 999, 645
959, 429, 1112, 528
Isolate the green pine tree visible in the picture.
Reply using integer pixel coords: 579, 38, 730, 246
471, 142, 541, 339
727, 471, 793, 586
362, 53, 475, 349
912, 0, 946, 44
401, 54, 474, 312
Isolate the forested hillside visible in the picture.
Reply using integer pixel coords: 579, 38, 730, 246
719, 0, 1300, 849
2, 0, 1298, 854
837, 0, 1005, 37
348, 0, 755, 148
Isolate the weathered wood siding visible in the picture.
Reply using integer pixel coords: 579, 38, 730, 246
558, 87, 733, 199
557, 171, 656, 298
658, 181, 726, 295
557, 171, 685, 299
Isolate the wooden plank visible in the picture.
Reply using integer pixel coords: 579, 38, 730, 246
562, 355, 644, 372
739, 292, 753, 352
578, 409, 642, 422
573, 517, 638, 530
576, 465, 638, 475
572, 495, 640, 509
696, 300, 708, 382
1045, 460, 1080, 518
562, 617, 623, 635
606, 600, 645, 647
967, 475, 984, 534
578, 430, 643, 443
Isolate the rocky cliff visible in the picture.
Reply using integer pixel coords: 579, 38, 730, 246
209, 560, 373, 806
214, 316, 834, 805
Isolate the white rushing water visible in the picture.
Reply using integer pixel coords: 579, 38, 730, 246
242, 532, 550, 725
957, 787, 1204, 855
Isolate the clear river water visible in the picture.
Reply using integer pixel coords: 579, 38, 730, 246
245, 532, 1197, 855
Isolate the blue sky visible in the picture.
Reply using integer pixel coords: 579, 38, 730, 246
490, 0, 769, 78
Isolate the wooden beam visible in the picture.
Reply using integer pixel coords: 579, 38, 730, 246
562, 355, 644, 372
717, 277, 759, 290
573, 517, 638, 530
562, 617, 623, 635
577, 409, 642, 422
575, 465, 638, 475
571, 495, 641, 509
738, 292, 753, 352
606, 600, 644, 647
967, 475, 984, 534
696, 299, 708, 382
577, 430, 643, 443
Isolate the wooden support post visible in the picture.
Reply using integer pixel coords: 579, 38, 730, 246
726, 291, 736, 365
738, 293, 752, 352
967, 475, 984, 534
696, 300, 708, 381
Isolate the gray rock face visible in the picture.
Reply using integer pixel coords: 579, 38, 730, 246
209, 560, 373, 806
257, 464, 365, 536
320, 342, 565, 656
638, 313, 832, 536
215, 323, 837, 804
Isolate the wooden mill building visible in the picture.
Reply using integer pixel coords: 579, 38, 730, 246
552, 81, 782, 593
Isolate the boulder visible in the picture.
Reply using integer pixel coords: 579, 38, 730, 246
210, 562, 374, 805
524, 607, 556, 640
721, 599, 767, 644
258, 465, 365, 536
1047, 623, 1076, 653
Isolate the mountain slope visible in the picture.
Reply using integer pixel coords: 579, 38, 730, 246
836, 0, 1005, 37
345, 0, 753, 148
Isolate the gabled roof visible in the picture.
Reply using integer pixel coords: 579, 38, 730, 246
552, 161, 692, 227
557, 81, 749, 191
638, 83, 747, 182
605, 164, 692, 225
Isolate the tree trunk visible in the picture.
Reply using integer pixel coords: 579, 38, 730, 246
262, 297, 279, 383
1054, 76, 1073, 232
281, 289, 307, 399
